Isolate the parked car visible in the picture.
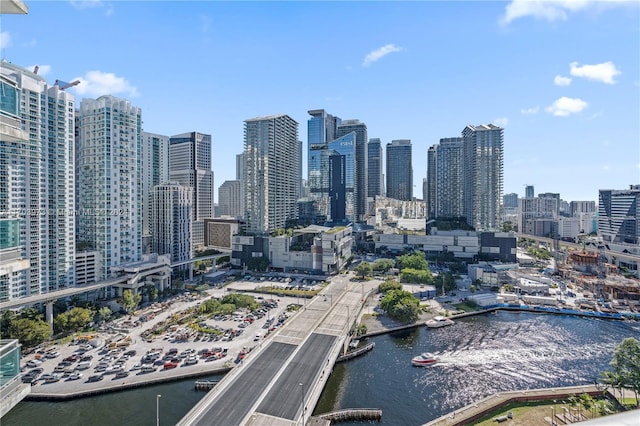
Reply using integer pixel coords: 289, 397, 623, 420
114, 371, 129, 379
87, 374, 103, 382
68, 372, 82, 380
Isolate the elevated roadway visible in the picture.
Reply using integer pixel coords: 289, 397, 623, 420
179, 274, 380, 426
0, 253, 229, 312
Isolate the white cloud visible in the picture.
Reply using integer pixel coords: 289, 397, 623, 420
26, 64, 52, 76
520, 106, 540, 115
554, 75, 572, 86
70, 0, 114, 16
569, 61, 621, 84
362, 44, 403, 67
546, 96, 588, 116
0, 31, 11, 49
494, 117, 509, 127
500, 0, 636, 25
71, 70, 139, 98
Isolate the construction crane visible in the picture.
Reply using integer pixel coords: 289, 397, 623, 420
54, 79, 80, 90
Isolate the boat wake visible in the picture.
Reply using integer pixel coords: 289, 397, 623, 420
432, 341, 615, 367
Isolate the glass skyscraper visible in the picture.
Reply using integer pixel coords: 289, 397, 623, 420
336, 119, 368, 221
386, 139, 413, 201
367, 138, 383, 198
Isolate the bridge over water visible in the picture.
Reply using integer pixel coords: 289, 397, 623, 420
178, 273, 380, 426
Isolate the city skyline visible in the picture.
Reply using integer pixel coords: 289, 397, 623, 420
1, 1, 638, 202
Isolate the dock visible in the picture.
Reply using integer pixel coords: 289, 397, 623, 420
317, 408, 382, 423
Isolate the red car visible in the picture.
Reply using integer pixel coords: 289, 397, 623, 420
163, 361, 178, 370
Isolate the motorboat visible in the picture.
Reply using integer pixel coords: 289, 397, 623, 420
425, 316, 454, 328
411, 352, 438, 366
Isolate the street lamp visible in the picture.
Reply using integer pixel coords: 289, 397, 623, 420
156, 394, 161, 426
298, 382, 305, 426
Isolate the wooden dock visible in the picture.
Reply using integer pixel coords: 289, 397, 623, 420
194, 379, 219, 391
317, 408, 382, 423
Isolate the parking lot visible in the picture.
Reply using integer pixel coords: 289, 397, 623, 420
22, 283, 311, 397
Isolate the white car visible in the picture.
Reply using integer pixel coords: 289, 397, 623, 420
68, 372, 82, 380
130, 363, 142, 371
26, 360, 42, 368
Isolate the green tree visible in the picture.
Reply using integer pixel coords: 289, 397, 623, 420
8, 317, 52, 347
355, 261, 373, 279
118, 289, 142, 315
400, 268, 433, 284
378, 279, 402, 293
607, 337, 640, 405
469, 285, 476, 293
398, 252, 428, 270
379, 289, 421, 323
97, 306, 112, 323
372, 258, 395, 274
54, 307, 95, 333
0, 310, 16, 339
221, 293, 258, 311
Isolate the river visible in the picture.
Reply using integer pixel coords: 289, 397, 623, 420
4, 311, 639, 426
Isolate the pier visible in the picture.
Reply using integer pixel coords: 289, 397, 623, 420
317, 408, 382, 423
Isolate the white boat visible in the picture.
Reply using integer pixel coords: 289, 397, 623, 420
411, 352, 438, 366
425, 316, 454, 328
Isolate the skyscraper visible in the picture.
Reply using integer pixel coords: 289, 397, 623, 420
462, 124, 504, 231
218, 180, 244, 218
169, 131, 214, 247
327, 132, 356, 223
426, 145, 437, 219
336, 119, 368, 221
77, 95, 141, 279
367, 138, 383, 198
244, 114, 300, 233
236, 152, 245, 181
503, 193, 519, 209
426, 138, 464, 219
386, 139, 413, 201
0, 62, 76, 301
151, 182, 193, 265
141, 131, 169, 241
307, 109, 341, 221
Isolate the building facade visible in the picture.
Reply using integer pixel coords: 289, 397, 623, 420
598, 185, 640, 245
1, 62, 75, 301
169, 131, 214, 248
218, 180, 244, 218
77, 95, 142, 279
462, 124, 503, 231
431, 137, 464, 219
386, 139, 413, 201
151, 182, 193, 265
244, 114, 300, 233
336, 119, 368, 221
367, 138, 383, 198
141, 132, 169, 244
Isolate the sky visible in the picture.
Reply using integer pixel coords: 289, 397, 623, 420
1, 0, 639, 203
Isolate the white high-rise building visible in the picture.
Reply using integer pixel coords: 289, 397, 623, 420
169, 131, 214, 248
218, 180, 244, 218
151, 182, 193, 265
0, 62, 75, 301
141, 132, 169, 241
77, 95, 142, 279
244, 114, 299, 233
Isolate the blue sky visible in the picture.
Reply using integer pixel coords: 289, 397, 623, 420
1, 0, 638, 203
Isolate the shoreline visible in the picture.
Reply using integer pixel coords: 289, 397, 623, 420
361, 304, 638, 338
25, 365, 233, 401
